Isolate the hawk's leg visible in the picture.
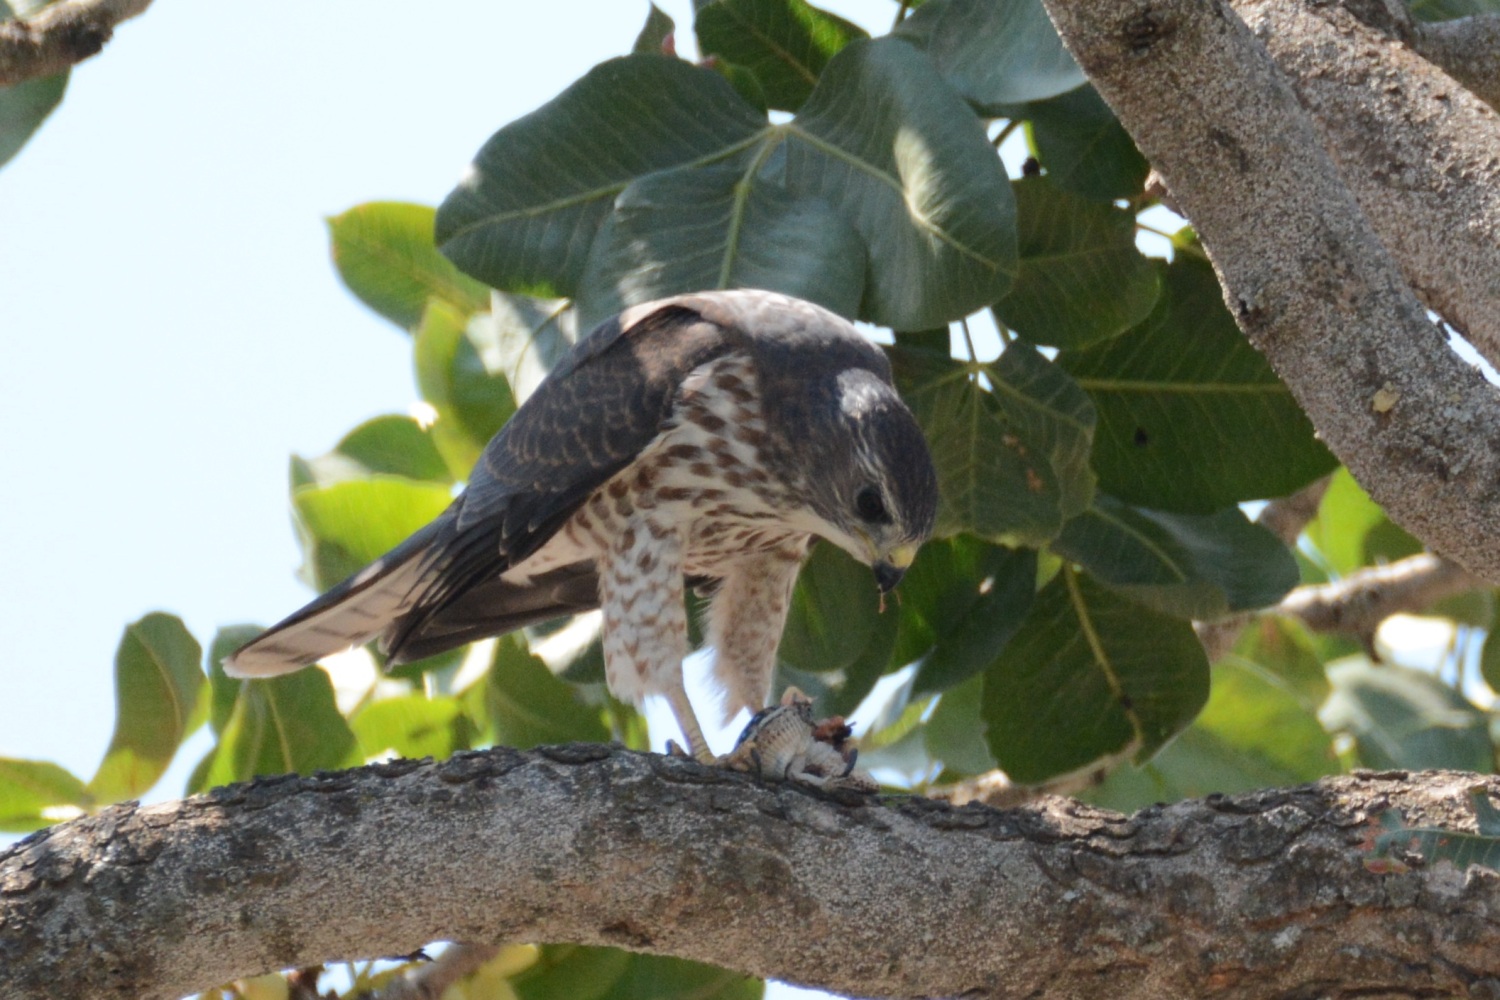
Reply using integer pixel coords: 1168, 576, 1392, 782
597, 515, 714, 762
705, 538, 808, 721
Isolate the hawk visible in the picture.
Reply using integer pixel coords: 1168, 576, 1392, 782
226, 289, 939, 761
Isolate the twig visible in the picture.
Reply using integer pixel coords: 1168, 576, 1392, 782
0, 0, 152, 88
368, 943, 500, 1000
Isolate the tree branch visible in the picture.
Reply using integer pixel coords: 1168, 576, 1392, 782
3, 749, 1500, 999
0, 0, 151, 88
1041, 0, 1500, 584
1232, 0, 1500, 365
1413, 15, 1500, 110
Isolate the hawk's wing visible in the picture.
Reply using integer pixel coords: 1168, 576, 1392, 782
225, 297, 733, 677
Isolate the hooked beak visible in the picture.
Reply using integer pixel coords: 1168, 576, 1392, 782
873, 562, 906, 593
871, 543, 918, 593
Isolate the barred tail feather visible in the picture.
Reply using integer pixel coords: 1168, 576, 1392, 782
223, 526, 440, 679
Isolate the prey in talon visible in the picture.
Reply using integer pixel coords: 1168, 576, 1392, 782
722, 688, 878, 792
223, 291, 936, 763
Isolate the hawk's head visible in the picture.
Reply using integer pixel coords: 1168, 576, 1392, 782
796, 367, 938, 592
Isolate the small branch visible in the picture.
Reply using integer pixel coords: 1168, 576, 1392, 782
1280, 552, 1482, 636
0, 0, 152, 88
1254, 475, 1329, 547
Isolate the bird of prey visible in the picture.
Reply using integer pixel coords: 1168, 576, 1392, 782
226, 289, 939, 761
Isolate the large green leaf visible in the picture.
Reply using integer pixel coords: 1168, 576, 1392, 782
893, 0, 1085, 110
1407, 0, 1500, 19
203, 668, 359, 786
328, 202, 491, 332
351, 695, 465, 761
785, 37, 1016, 328
1321, 658, 1493, 772
778, 542, 886, 675
291, 414, 452, 490
893, 536, 1037, 693
0, 758, 88, 833
1018, 85, 1150, 202
414, 299, 518, 476
983, 568, 1209, 782
695, 0, 867, 111
485, 635, 610, 749
1058, 256, 1337, 513
893, 344, 1095, 545
86, 614, 205, 804
437, 56, 767, 298
993, 177, 1160, 349
293, 477, 454, 592
575, 160, 866, 330
1053, 494, 1298, 619
1083, 650, 1334, 813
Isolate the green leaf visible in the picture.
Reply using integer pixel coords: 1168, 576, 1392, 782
924, 675, 996, 775
487, 293, 578, 404
898, 537, 1037, 693
293, 477, 454, 592
633, 3, 676, 54
785, 38, 1016, 328
1407, 0, 1500, 20
1195, 657, 1337, 782
893, 0, 1085, 110
414, 300, 519, 477
512, 945, 762, 1000
1482, 602, 1500, 694
1305, 468, 1420, 576
1058, 256, 1337, 513
291, 414, 452, 490
983, 568, 1209, 783
0, 758, 88, 833
777, 542, 884, 675
1020, 85, 1149, 202
993, 177, 1161, 349
87, 614, 205, 804
1230, 616, 1331, 704
1053, 494, 1298, 619
485, 635, 610, 749
204, 669, 359, 786
575, 160, 866, 330
207, 625, 264, 736
0, 70, 65, 169
1321, 658, 1493, 772
1372, 789, 1500, 871
328, 202, 491, 331
351, 695, 464, 761
437, 56, 767, 298
893, 344, 1095, 546
695, 0, 867, 111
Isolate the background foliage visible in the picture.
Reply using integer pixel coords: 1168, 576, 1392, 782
4, 0, 1499, 996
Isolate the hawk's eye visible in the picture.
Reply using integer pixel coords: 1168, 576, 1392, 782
855, 486, 889, 523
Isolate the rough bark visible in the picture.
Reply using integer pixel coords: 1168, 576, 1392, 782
1234, 0, 1500, 363
1041, 0, 1500, 585
0, 0, 151, 88
3, 749, 1500, 1000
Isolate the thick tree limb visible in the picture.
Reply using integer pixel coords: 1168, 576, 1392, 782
0, 0, 151, 88
1042, 0, 1500, 584
1413, 15, 1500, 110
1233, 0, 1500, 363
4, 750, 1500, 999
